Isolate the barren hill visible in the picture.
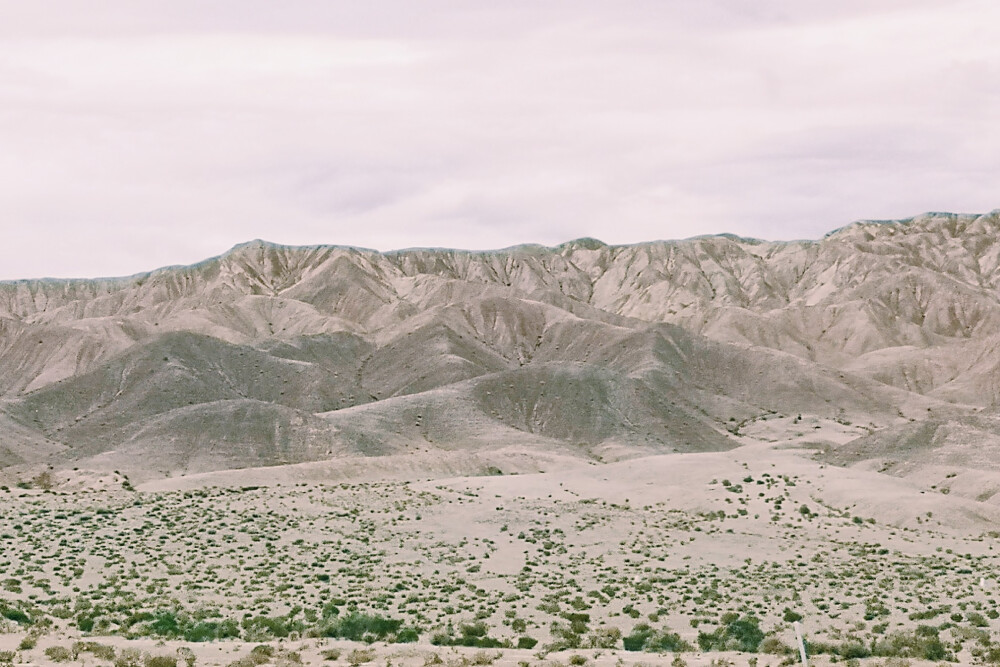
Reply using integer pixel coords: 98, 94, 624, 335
2, 210, 998, 482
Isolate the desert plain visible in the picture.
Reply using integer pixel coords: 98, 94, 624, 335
5, 213, 1000, 666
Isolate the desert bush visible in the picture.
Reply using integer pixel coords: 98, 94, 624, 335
226, 659, 260, 667
45, 646, 75, 662
624, 623, 654, 651
758, 636, 791, 655
0, 651, 15, 665
177, 647, 196, 667
838, 641, 871, 659
397, 627, 420, 643
321, 648, 341, 661
0, 604, 30, 625
316, 612, 408, 642
185, 619, 240, 642
882, 659, 912, 667
872, 627, 947, 661
568, 656, 587, 666
697, 614, 764, 653
250, 646, 275, 662
585, 627, 621, 649
967, 611, 989, 627
225, 646, 273, 667
781, 609, 802, 623
346, 649, 374, 665
516, 637, 538, 649
116, 648, 145, 667
470, 651, 501, 666
74, 641, 118, 661
244, 615, 302, 640
145, 655, 178, 667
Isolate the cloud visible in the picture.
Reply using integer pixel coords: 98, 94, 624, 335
0, 1, 997, 278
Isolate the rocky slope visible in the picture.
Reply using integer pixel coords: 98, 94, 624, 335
1, 210, 997, 482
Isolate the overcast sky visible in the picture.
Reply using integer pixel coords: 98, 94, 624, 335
1, 1, 997, 279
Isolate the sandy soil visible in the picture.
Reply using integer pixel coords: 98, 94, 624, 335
2, 421, 999, 665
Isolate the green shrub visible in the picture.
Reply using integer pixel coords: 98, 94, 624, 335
697, 615, 764, 653
872, 627, 947, 661
624, 623, 654, 651
396, 627, 419, 643
968, 612, 989, 627
243, 615, 302, 640
586, 627, 621, 649
74, 641, 117, 660
516, 637, 538, 650
116, 648, 144, 667
782, 609, 802, 623
758, 636, 784, 655
0, 605, 30, 625
317, 612, 403, 641
150, 611, 181, 637
840, 642, 871, 659
44, 646, 75, 663
652, 631, 692, 653
346, 649, 374, 665
145, 656, 178, 667
177, 647, 196, 667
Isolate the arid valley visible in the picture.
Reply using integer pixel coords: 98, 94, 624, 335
5, 212, 1000, 667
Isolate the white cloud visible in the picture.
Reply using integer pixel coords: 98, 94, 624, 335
0, 1, 997, 278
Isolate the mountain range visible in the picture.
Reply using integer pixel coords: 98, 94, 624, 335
2, 210, 999, 489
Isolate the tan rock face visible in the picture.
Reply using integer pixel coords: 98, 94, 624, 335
1, 211, 998, 480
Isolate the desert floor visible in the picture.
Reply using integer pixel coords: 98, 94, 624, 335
3, 416, 999, 665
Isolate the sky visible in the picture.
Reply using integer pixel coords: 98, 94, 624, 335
1, 1, 997, 280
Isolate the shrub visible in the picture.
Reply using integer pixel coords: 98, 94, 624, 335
397, 627, 419, 643
652, 631, 692, 653
758, 636, 793, 655
624, 623, 654, 651
346, 649, 374, 665
968, 612, 989, 627
839, 642, 871, 659
0, 606, 30, 625
697, 615, 764, 653
516, 637, 537, 650
586, 627, 621, 649
45, 646, 75, 663
0, 651, 14, 665
146, 656, 178, 667
317, 612, 404, 642
249, 646, 275, 662
321, 649, 341, 661
243, 615, 302, 640
74, 641, 117, 661
782, 609, 802, 623
150, 611, 181, 637
872, 627, 947, 661
177, 647, 196, 667
471, 651, 501, 666
116, 648, 145, 667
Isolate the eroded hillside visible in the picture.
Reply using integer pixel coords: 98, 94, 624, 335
1, 211, 998, 481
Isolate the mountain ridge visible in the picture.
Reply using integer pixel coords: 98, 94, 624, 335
1, 209, 998, 485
